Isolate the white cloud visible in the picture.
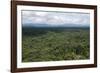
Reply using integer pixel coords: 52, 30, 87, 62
22, 10, 90, 27
35, 12, 47, 16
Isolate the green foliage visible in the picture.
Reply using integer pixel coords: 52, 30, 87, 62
22, 27, 90, 62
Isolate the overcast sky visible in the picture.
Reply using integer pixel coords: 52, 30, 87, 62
22, 10, 90, 27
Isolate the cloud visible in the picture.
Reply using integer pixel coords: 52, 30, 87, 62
22, 10, 90, 27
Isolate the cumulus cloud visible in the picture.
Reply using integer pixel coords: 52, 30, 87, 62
22, 10, 90, 27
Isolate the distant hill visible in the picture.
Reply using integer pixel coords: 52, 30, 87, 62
22, 23, 90, 28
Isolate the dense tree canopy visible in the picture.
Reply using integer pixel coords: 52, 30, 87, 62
22, 27, 90, 62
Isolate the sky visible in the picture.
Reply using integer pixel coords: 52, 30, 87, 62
22, 10, 90, 27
